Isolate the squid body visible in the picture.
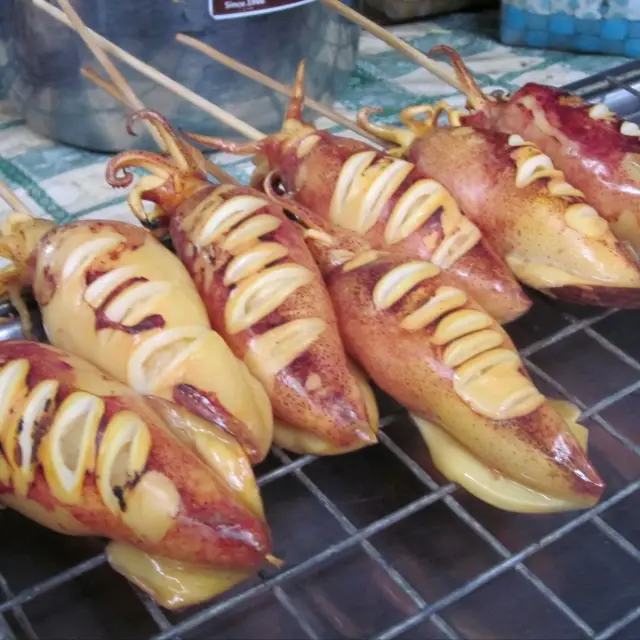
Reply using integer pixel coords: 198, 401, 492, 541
104, 110, 379, 456
256, 177, 605, 512
182, 62, 532, 325
430, 44, 640, 256
356, 102, 640, 308
0, 340, 272, 608
0, 212, 273, 463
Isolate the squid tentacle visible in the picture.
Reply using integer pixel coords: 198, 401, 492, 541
105, 151, 175, 188
356, 102, 463, 155
181, 132, 263, 156
181, 59, 311, 154
0, 236, 20, 267
357, 100, 470, 156
107, 109, 210, 190
6, 283, 32, 340
427, 45, 490, 111
127, 110, 208, 175
126, 175, 171, 226
0, 258, 32, 340
106, 153, 180, 228
400, 101, 463, 131
106, 110, 216, 227
284, 59, 307, 123
0, 212, 51, 279
356, 107, 414, 153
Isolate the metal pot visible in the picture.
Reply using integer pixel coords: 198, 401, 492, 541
0, 0, 361, 152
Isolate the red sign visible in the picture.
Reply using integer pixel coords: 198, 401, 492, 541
210, 0, 316, 19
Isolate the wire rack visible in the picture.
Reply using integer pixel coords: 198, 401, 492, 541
2, 64, 640, 640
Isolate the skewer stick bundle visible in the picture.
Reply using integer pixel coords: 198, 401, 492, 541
37, 0, 245, 183
54, 0, 168, 151
33, 0, 393, 153
81, 67, 239, 185
31, 0, 263, 141
175, 33, 385, 146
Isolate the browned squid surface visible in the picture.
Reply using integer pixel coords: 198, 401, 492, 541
181, 63, 532, 326
104, 110, 379, 456
0, 340, 272, 608
0, 212, 273, 464
355, 103, 640, 308
256, 180, 604, 510
429, 45, 640, 256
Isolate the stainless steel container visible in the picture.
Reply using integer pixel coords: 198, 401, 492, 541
0, 0, 361, 152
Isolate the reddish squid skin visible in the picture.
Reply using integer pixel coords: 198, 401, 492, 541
0, 341, 271, 569
260, 128, 531, 325
9, 217, 271, 464
401, 127, 640, 307
462, 84, 640, 252
104, 108, 376, 455
156, 184, 377, 453
304, 236, 604, 504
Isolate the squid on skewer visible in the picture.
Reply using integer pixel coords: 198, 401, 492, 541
107, 73, 604, 511
0, 340, 273, 609
429, 45, 640, 255
181, 62, 532, 325
0, 211, 273, 464
355, 102, 640, 308
256, 181, 605, 513
104, 109, 379, 456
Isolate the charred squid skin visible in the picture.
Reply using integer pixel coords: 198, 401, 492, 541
104, 109, 379, 456
0, 214, 274, 465
428, 45, 640, 254
301, 232, 604, 509
0, 341, 272, 573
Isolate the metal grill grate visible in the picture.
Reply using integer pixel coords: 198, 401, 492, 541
3, 64, 640, 640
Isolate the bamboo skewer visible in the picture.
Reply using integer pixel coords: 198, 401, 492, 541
81, 67, 129, 105
54, 0, 237, 184
31, 0, 263, 141
319, 0, 463, 93
0, 180, 30, 215
175, 33, 385, 146
32, 0, 444, 189
84, 67, 265, 144
54, 0, 168, 152
81, 68, 239, 185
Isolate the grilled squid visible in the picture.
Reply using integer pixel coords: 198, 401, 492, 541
181, 62, 531, 325
429, 45, 640, 256
256, 184, 604, 511
0, 340, 273, 609
104, 110, 379, 456
0, 212, 273, 464
356, 102, 640, 308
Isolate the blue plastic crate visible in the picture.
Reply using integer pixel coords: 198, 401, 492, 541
501, 1, 640, 58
